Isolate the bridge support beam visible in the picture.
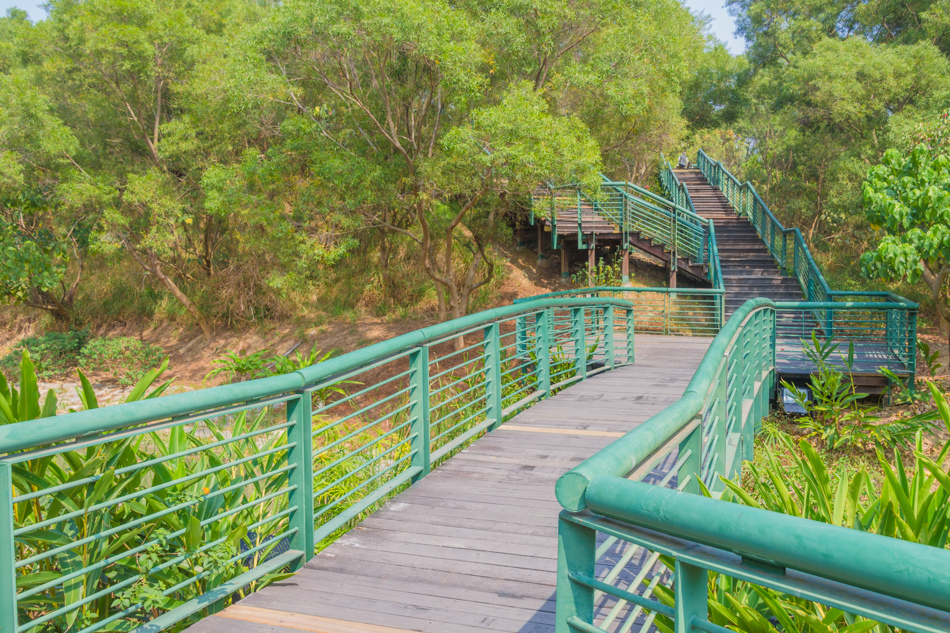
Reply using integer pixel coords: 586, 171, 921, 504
537, 223, 546, 260
669, 262, 677, 289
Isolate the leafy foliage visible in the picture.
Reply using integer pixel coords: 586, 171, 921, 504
77, 336, 165, 385
783, 333, 936, 452
0, 329, 89, 380
861, 145, 950, 333
698, 381, 950, 631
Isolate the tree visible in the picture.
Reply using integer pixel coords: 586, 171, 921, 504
861, 145, 950, 345
0, 68, 91, 324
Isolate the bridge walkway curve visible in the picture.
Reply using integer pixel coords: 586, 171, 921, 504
185, 334, 712, 633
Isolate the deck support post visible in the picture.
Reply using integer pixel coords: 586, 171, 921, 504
0, 463, 17, 633
587, 236, 596, 286
621, 248, 631, 287
560, 241, 570, 282
674, 559, 709, 633
485, 323, 504, 431
408, 346, 431, 480
286, 392, 315, 566
669, 261, 677, 288
537, 222, 546, 260
556, 515, 595, 633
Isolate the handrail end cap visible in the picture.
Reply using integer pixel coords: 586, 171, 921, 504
556, 471, 591, 512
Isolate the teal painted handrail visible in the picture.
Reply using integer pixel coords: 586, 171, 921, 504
530, 176, 717, 290
0, 297, 635, 633
695, 150, 916, 307
555, 297, 932, 633
515, 287, 725, 336
659, 156, 725, 316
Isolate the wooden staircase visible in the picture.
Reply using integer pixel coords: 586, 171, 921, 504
674, 169, 804, 316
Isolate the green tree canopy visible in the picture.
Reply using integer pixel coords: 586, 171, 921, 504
861, 145, 950, 337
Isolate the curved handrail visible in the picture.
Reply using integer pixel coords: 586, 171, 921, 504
0, 297, 632, 453
555, 296, 935, 632
556, 297, 772, 511
0, 295, 641, 633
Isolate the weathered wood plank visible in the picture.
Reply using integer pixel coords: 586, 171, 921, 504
187, 335, 712, 633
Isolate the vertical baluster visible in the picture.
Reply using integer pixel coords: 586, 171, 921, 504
408, 346, 431, 480
0, 462, 16, 633
674, 559, 709, 633
626, 307, 636, 364
712, 360, 729, 491
287, 393, 315, 565
572, 306, 587, 380
678, 422, 702, 495
556, 516, 595, 633
484, 323, 504, 431
605, 305, 615, 369
536, 309, 552, 398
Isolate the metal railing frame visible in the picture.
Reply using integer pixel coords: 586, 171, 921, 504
555, 298, 936, 633
0, 297, 634, 633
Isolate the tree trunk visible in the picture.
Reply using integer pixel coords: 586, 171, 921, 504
125, 242, 213, 338
920, 260, 950, 353
150, 255, 213, 339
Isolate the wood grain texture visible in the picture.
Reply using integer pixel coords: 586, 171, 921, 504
185, 334, 712, 633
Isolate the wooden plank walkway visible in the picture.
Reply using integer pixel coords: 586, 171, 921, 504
187, 335, 712, 633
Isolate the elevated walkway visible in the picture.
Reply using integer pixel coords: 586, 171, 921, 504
674, 169, 804, 317
186, 336, 712, 633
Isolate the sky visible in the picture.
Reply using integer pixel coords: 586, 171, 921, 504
683, 0, 746, 54
0, 0, 747, 54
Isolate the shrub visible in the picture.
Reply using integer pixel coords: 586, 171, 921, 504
0, 329, 90, 381
78, 337, 166, 385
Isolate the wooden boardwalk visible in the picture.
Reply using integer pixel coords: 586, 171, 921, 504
187, 335, 712, 633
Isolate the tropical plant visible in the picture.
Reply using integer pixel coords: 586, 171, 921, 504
918, 339, 944, 377
205, 349, 273, 383
784, 333, 935, 453
686, 381, 950, 631
572, 257, 624, 288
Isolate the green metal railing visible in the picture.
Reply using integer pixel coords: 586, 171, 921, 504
695, 150, 910, 307
658, 157, 725, 306
0, 298, 634, 633
555, 298, 932, 633
515, 288, 724, 337
530, 176, 718, 284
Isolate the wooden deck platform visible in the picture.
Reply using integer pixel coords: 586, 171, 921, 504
187, 335, 713, 633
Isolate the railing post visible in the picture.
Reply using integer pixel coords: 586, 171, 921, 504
674, 559, 708, 633
678, 422, 702, 494
713, 360, 729, 490
626, 307, 636, 364
0, 462, 16, 633
605, 305, 615, 369
908, 310, 918, 378
537, 309, 552, 397
556, 514, 595, 633
408, 346, 431, 480
287, 392, 315, 565
485, 322, 504, 431
571, 306, 587, 380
